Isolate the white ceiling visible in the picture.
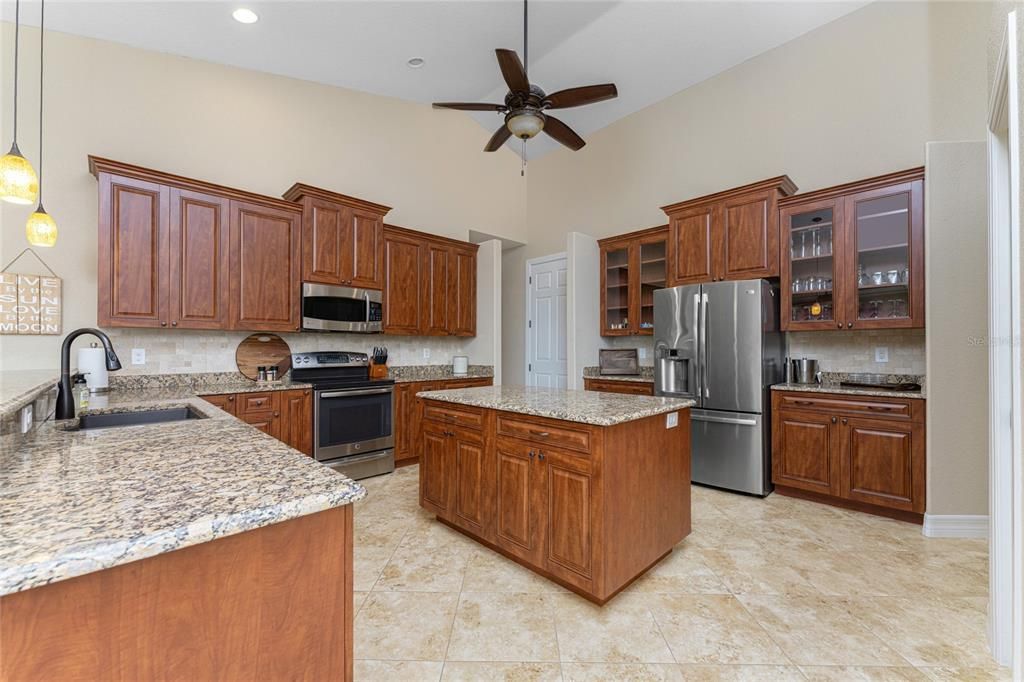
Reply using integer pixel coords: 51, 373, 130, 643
3, 0, 868, 157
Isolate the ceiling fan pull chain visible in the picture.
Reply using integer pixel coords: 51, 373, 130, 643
521, 139, 527, 176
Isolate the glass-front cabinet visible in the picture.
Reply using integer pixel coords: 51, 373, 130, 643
599, 226, 668, 336
780, 168, 924, 332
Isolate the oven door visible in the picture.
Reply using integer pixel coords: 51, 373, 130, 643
314, 387, 394, 462
302, 282, 383, 333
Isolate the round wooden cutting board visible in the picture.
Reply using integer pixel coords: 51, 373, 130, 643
235, 333, 292, 381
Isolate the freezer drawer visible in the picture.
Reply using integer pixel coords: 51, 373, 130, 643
691, 408, 771, 496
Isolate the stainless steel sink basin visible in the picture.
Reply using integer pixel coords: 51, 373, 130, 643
76, 406, 206, 430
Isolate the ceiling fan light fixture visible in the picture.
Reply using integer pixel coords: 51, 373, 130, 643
506, 111, 544, 139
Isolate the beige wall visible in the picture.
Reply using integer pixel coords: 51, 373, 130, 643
0, 25, 526, 371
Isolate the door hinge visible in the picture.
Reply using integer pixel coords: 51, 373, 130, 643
528, 320, 532, 328
529, 363, 532, 372
529, 276, 532, 284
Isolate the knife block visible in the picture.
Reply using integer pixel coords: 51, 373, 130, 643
370, 363, 388, 379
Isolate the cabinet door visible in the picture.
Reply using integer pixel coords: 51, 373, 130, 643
449, 247, 477, 337
420, 420, 453, 518
843, 180, 924, 329
668, 205, 715, 285
393, 383, 416, 464
600, 239, 633, 335
382, 232, 424, 334
230, 200, 302, 332
772, 410, 839, 496
302, 197, 345, 285
279, 389, 313, 456
422, 243, 451, 335
495, 440, 545, 565
348, 209, 385, 289
202, 393, 236, 416
97, 174, 169, 328
451, 428, 493, 540
840, 418, 923, 512
718, 190, 778, 280
780, 198, 844, 331
168, 188, 230, 329
637, 233, 668, 334
542, 450, 594, 582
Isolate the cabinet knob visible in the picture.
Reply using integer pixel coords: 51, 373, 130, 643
842, 418, 848, 425
273, 411, 280, 417
538, 452, 546, 461
831, 416, 837, 423
228, 396, 235, 401
847, 322, 853, 329
161, 321, 167, 327
171, 321, 177, 326
837, 323, 842, 329
529, 450, 535, 459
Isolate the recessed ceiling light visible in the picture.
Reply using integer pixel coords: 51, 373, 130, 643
232, 8, 259, 24
407, 57, 425, 69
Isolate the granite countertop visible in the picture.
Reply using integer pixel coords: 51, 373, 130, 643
0, 369, 59, 417
0, 389, 365, 596
771, 382, 925, 400
417, 385, 695, 427
389, 365, 494, 383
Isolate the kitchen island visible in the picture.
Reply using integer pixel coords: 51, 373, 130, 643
415, 385, 694, 604
0, 389, 364, 682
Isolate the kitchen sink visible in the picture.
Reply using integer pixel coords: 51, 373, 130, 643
76, 406, 206, 430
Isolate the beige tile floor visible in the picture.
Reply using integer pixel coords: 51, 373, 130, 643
352, 466, 1007, 681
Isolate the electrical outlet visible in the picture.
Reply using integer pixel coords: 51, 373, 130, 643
875, 346, 889, 363
19, 404, 33, 434
131, 348, 146, 365
638, 347, 647, 360
422, 348, 431, 360
666, 412, 679, 429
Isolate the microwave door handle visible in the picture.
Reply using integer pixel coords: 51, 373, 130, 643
365, 292, 371, 323
319, 388, 393, 398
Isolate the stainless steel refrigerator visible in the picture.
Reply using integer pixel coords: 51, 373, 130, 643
653, 280, 783, 496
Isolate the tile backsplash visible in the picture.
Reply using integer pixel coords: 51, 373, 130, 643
786, 329, 925, 375
102, 329, 475, 375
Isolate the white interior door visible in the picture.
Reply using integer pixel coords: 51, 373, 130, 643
527, 255, 568, 388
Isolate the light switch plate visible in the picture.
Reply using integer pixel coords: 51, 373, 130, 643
875, 346, 889, 363
131, 348, 146, 365
666, 412, 678, 429
422, 348, 431, 360
19, 404, 33, 433
638, 347, 647, 360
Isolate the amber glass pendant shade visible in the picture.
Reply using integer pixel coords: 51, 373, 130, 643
0, 143, 38, 205
25, 205, 57, 247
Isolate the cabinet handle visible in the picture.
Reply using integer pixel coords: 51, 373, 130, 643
538, 452, 546, 461
847, 322, 853, 329
794, 400, 813, 406
831, 416, 837, 423
842, 418, 848, 425
837, 323, 842, 329
529, 450, 535, 459
228, 396, 235, 402
160, 321, 167, 327
171, 321, 178, 326
273, 411, 279, 417
530, 430, 550, 438
867, 405, 894, 411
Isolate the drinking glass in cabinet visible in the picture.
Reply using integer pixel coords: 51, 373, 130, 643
855, 191, 911, 321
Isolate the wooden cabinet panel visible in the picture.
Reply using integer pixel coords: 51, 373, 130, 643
169, 188, 230, 329
496, 415, 592, 454
97, 174, 169, 328
544, 454, 593, 581
449, 247, 477, 337
394, 383, 416, 464
720, 191, 776, 279
304, 198, 344, 285
420, 421, 453, 517
583, 378, 654, 396
279, 389, 313, 456
202, 393, 236, 416
382, 232, 424, 334
841, 419, 920, 512
495, 440, 544, 565
398, 378, 493, 467
452, 428, 492, 539
230, 200, 302, 332
423, 402, 485, 431
772, 410, 837, 496
423, 243, 451, 336
349, 209, 384, 289
599, 226, 668, 336
669, 207, 715, 285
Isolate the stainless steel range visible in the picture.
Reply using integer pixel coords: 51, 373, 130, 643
290, 351, 395, 480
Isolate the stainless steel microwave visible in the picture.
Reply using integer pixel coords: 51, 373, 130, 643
301, 282, 383, 333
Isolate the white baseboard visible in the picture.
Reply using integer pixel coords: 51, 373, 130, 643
922, 514, 990, 538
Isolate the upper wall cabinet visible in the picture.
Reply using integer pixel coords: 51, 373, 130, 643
91, 156, 302, 332
598, 225, 668, 336
779, 168, 924, 331
662, 176, 797, 285
282, 184, 391, 290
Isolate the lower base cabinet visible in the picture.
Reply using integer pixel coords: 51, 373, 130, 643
203, 388, 313, 456
394, 377, 493, 466
771, 390, 925, 520
583, 378, 654, 396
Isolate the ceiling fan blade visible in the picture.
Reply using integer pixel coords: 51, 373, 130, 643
484, 125, 513, 152
542, 115, 586, 151
495, 49, 530, 93
433, 102, 506, 112
544, 84, 618, 110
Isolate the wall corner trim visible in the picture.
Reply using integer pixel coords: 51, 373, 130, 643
921, 514, 989, 538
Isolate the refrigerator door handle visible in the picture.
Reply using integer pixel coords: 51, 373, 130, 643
700, 292, 710, 399
692, 413, 759, 427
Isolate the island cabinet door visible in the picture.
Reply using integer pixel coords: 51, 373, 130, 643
495, 438, 545, 566
839, 417, 923, 513
450, 427, 494, 541
771, 409, 840, 496
420, 420, 454, 518
540, 448, 595, 587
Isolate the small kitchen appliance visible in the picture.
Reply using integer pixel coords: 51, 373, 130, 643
791, 358, 819, 385
301, 283, 382, 333
452, 355, 469, 376
599, 348, 640, 376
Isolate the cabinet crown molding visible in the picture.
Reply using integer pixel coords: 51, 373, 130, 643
282, 183, 392, 216
383, 224, 480, 251
596, 224, 668, 247
88, 156, 302, 214
778, 167, 925, 206
660, 175, 798, 215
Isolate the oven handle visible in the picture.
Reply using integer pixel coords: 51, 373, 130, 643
319, 388, 393, 398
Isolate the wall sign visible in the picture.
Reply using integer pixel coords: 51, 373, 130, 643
0, 249, 62, 335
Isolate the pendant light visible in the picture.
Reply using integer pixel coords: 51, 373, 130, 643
0, 0, 39, 205
25, 0, 55, 247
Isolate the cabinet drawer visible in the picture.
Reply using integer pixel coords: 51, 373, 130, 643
202, 393, 237, 416
238, 392, 276, 416
777, 392, 919, 421
584, 378, 654, 396
496, 415, 592, 454
422, 402, 485, 430
443, 377, 493, 390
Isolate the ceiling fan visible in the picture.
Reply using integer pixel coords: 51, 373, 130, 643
432, 0, 618, 152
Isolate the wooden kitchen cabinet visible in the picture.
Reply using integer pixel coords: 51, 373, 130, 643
771, 390, 925, 520
495, 436, 546, 566
278, 389, 314, 456
583, 378, 654, 396
780, 168, 925, 331
203, 388, 313, 456
283, 184, 391, 290
383, 225, 478, 337
91, 157, 302, 333
598, 225, 668, 336
662, 176, 797, 285
394, 377, 493, 466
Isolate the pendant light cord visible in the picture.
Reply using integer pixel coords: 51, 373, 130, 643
12, 0, 20, 143
36, 0, 44, 203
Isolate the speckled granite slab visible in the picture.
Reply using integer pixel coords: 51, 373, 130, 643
417, 385, 694, 426
582, 366, 654, 383
110, 372, 312, 394
389, 365, 494, 383
0, 369, 59, 417
771, 382, 925, 400
0, 390, 365, 596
